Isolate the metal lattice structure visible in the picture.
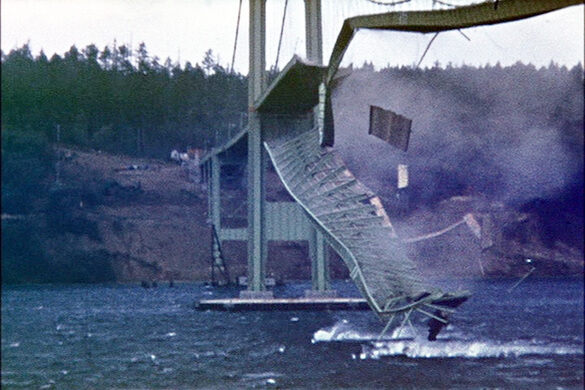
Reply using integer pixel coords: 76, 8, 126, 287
265, 127, 428, 308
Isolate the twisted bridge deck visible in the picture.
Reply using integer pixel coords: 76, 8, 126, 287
265, 127, 436, 316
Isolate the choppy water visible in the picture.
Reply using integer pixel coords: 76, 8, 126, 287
2, 278, 583, 389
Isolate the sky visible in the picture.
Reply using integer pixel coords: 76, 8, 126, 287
1, 0, 583, 73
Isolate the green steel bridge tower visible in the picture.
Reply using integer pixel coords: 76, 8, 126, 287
201, 0, 333, 299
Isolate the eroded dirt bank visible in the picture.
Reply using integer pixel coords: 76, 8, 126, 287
2, 147, 582, 284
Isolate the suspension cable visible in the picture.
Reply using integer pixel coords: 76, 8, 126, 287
433, 0, 459, 7
401, 216, 465, 243
274, 0, 289, 72
416, 31, 439, 67
364, 0, 411, 6
230, 0, 243, 73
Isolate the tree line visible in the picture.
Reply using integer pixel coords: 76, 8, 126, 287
1, 42, 248, 158
2, 43, 583, 282
2, 42, 583, 215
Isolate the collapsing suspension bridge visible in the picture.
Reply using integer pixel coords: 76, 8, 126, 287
196, 0, 581, 340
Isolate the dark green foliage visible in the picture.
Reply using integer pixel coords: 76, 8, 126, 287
52, 249, 116, 283
1, 219, 52, 284
1, 42, 248, 158
2, 218, 115, 283
2, 42, 583, 282
1, 126, 54, 214
46, 187, 102, 241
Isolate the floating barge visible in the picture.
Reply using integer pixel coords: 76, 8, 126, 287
195, 297, 369, 311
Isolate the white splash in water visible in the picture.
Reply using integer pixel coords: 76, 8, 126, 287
312, 321, 582, 359
39, 379, 56, 389
360, 340, 583, 360
242, 372, 283, 380
311, 320, 380, 343
387, 326, 418, 340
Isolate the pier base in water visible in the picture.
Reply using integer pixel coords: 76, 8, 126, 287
195, 297, 368, 311
239, 290, 274, 299
304, 289, 337, 298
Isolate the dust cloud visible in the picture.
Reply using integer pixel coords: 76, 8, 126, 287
332, 63, 583, 209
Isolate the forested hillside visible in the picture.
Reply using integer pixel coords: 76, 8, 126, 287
2, 42, 583, 283
1, 43, 247, 158
2, 43, 247, 214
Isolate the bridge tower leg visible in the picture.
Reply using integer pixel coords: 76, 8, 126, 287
305, 0, 323, 64
304, 0, 335, 297
241, 0, 272, 298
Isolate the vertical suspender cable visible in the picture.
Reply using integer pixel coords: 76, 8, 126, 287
231, 0, 243, 73
416, 32, 439, 67
274, 0, 289, 71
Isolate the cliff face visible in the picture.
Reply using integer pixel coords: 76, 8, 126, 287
1, 147, 332, 284
3, 148, 212, 283
2, 146, 582, 284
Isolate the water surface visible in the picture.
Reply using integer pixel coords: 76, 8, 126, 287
2, 278, 583, 389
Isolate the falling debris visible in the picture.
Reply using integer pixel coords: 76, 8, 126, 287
402, 214, 477, 244
368, 105, 412, 152
480, 214, 494, 250
397, 164, 409, 189
463, 213, 481, 239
